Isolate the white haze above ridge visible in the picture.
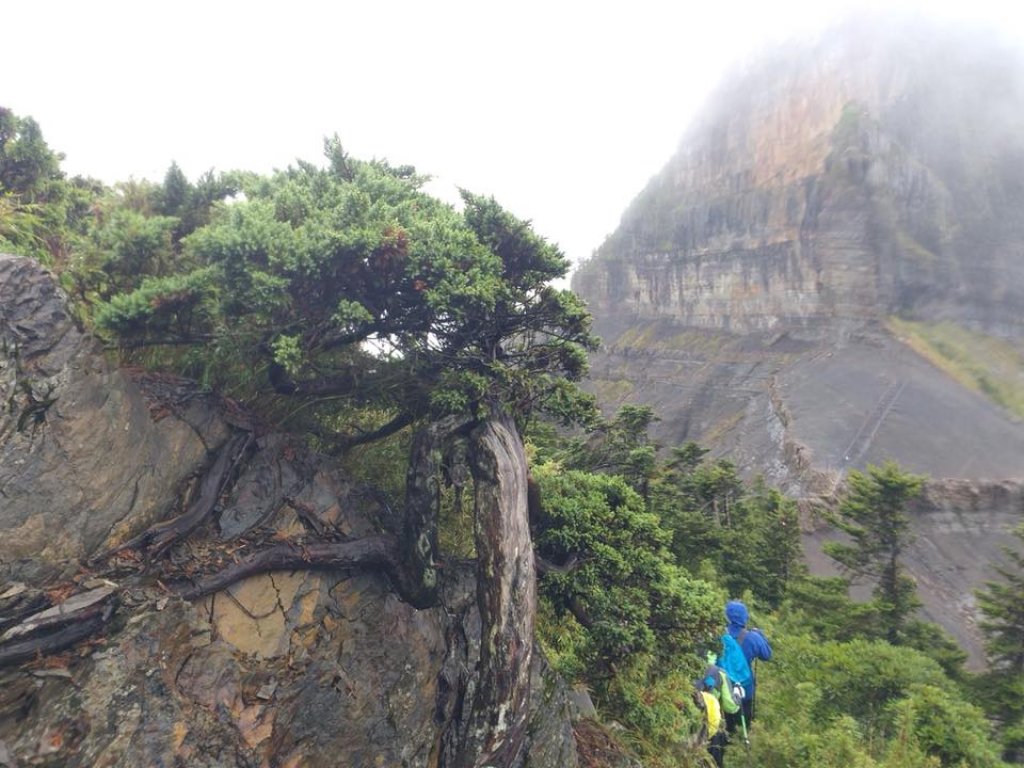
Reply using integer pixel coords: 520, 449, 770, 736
4, 0, 1023, 276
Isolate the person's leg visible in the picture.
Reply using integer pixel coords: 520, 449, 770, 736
742, 695, 754, 728
724, 709, 740, 735
709, 731, 727, 767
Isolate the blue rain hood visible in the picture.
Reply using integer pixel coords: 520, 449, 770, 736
725, 600, 749, 631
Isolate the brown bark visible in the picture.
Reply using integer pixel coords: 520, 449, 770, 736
451, 414, 536, 768
401, 416, 470, 608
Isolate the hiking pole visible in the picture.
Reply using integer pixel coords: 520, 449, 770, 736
751, 659, 758, 724
738, 704, 752, 768
734, 684, 751, 750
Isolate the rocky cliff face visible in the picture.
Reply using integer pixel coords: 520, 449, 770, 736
574, 19, 1024, 337
572, 18, 1024, 666
0, 256, 232, 583
0, 255, 581, 767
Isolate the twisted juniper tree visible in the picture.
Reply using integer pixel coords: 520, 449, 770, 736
93, 139, 599, 766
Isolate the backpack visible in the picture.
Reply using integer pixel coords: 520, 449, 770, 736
691, 687, 723, 741
700, 690, 722, 735
692, 688, 709, 743
701, 664, 740, 715
717, 631, 752, 692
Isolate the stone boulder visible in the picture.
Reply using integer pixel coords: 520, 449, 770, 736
0, 442, 579, 767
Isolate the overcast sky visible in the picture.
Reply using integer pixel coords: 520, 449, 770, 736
6, 0, 1023, 272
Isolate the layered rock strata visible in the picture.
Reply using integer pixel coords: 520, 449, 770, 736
575, 20, 1024, 337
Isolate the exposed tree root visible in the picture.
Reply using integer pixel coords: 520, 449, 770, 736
0, 535, 406, 667
174, 535, 401, 600
1, 409, 542, 768
92, 431, 252, 562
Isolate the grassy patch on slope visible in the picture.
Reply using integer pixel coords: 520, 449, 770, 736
887, 316, 1024, 418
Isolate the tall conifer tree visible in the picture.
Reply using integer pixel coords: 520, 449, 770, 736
825, 461, 925, 643
976, 524, 1024, 761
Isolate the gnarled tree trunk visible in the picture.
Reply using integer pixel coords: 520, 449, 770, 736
402, 415, 469, 608
451, 413, 536, 767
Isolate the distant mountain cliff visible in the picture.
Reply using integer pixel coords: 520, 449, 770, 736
574, 18, 1024, 339
572, 17, 1024, 665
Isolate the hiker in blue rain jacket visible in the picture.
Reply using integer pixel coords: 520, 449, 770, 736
724, 599, 771, 732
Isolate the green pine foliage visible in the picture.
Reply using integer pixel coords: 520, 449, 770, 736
977, 525, 1024, 676
90, 143, 599, 436
975, 524, 1024, 761
754, 634, 1004, 767
779, 574, 880, 642
533, 465, 719, 666
95, 268, 217, 339
560, 404, 659, 493
0, 108, 101, 267
532, 463, 720, 739
825, 462, 926, 644
653, 445, 804, 608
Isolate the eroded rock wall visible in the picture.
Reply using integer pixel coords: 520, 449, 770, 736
0, 553, 577, 766
0, 254, 231, 580
572, 19, 1024, 669
574, 20, 1024, 337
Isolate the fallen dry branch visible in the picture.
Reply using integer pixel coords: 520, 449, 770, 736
1, 587, 116, 644
0, 591, 51, 636
0, 592, 117, 669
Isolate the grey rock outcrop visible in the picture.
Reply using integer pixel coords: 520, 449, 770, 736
572, 22, 1024, 487
0, 254, 231, 581
0, 553, 578, 766
572, 19, 1024, 482
574, 19, 1024, 338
